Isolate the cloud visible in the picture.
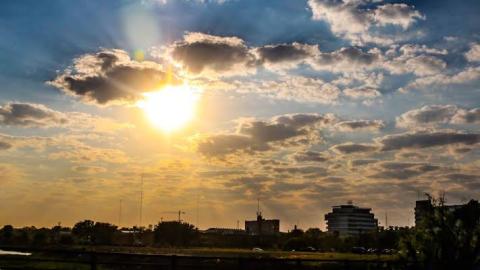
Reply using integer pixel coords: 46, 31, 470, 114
369, 161, 440, 180
237, 76, 341, 104
401, 66, 480, 91
312, 47, 382, 72
330, 142, 378, 154
307, 0, 424, 44
377, 131, 480, 151
349, 159, 379, 167
451, 108, 480, 124
444, 173, 480, 190
292, 150, 328, 162
396, 105, 458, 128
0, 133, 56, 151
373, 3, 425, 29
0, 164, 22, 186
384, 44, 447, 76
0, 141, 12, 150
396, 105, 480, 127
49, 49, 176, 105
167, 32, 256, 76
465, 43, 480, 62
343, 87, 382, 99
49, 145, 129, 164
272, 165, 328, 177
72, 166, 107, 174
197, 113, 335, 157
335, 120, 385, 132
0, 102, 68, 127
253, 43, 319, 70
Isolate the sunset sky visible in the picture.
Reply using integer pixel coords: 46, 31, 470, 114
0, 0, 479, 231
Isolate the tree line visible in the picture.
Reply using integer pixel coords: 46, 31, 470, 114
0, 196, 479, 269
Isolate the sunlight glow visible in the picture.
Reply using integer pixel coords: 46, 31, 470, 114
138, 85, 201, 132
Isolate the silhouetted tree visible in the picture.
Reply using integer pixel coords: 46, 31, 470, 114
400, 195, 480, 270
154, 221, 198, 247
72, 220, 117, 245
92, 222, 117, 245
72, 220, 95, 244
0, 225, 14, 245
32, 230, 48, 246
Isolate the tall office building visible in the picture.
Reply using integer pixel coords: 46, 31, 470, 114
325, 202, 378, 236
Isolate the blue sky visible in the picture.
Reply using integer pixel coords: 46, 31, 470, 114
0, 0, 479, 230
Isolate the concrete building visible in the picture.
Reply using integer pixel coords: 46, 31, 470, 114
245, 212, 280, 235
325, 202, 378, 236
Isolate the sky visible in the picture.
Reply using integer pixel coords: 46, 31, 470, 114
0, 0, 479, 231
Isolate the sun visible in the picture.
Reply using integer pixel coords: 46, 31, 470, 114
138, 85, 201, 132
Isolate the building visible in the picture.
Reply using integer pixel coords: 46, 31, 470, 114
414, 199, 464, 227
245, 212, 280, 235
203, 228, 246, 235
324, 202, 378, 236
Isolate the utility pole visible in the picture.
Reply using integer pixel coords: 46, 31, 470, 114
257, 198, 261, 216
385, 212, 388, 228
139, 173, 144, 228
196, 194, 199, 229
162, 210, 186, 223
177, 210, 186, 223
118, 199, 123, 228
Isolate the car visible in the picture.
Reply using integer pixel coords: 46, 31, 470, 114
351, 247, 367, 254
252, 247, 264, 252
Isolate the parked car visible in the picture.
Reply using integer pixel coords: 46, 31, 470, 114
351, 247, 367, 254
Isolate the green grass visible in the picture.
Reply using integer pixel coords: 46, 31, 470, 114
86, 246, 398, 261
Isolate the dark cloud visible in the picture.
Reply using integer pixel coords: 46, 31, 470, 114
0, 102, 68, 127
254, 43, 318, 67
331, 142, 378, 154
49, 49, 176, 105
335, 120, 385, 132
377, 131, 480, 151
292, 150, 328, 162
350, 159, 379, 167
273, 113, 337, 129
446, 173, 479, 182
197, 134, 264, 157
370, 162, 440, 180
198, 113, 334, 157
169, 32, 255, 75
443, 173, 480, 190
0, 141, 12, 150
313, 47, 382, 71
238, 121, 306, 144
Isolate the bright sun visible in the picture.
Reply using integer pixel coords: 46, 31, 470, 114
138, 85, 201, 132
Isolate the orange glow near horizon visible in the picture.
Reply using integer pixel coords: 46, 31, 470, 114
138, 85, 202, 132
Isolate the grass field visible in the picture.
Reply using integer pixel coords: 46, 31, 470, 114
84, 246, 398, 261
0, 247, 399, 270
